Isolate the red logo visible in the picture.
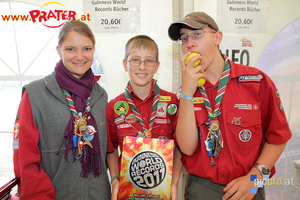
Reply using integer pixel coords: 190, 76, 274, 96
28, 2, 90, 28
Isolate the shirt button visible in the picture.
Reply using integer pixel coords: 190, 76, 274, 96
143, 117, 146, 120
221, 174, 225, 178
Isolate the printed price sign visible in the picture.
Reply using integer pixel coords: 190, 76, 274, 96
83, 0, 140, 33
217, 0, 270, 33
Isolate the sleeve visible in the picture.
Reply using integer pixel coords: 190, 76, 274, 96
13, 90, 55, 200
106, 109, 114, 153
171, 95, 179, 133
259, 73, 292, 144
170, 93, 179, 146
106, 100, 119, 149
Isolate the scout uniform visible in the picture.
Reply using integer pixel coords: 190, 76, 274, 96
175, 58, 292, 185
106, 80, 178, 168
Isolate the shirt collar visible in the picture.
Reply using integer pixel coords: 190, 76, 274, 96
128, 79, 156, 101
228, 59, 249, 78
220, 52, 248, 79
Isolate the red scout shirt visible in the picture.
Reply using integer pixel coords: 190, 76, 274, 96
106, 80, 179, 168
175, 59, 292, 185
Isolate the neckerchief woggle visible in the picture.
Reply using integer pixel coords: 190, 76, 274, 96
200, 54, 231, 166
62, 88, 95, 157
124, 80, 160, 138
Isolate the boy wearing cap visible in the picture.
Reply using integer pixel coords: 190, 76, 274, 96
168, 12, 291, 199
106, 35, 182, 200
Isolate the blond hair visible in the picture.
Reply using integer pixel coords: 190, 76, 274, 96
124, 35, 159, 61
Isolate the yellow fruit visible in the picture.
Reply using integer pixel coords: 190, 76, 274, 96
185, 52, 201, 67
186, 53, 206, 86
197, 77, 206, 87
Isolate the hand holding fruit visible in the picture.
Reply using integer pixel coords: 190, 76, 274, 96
185, 52, 206, 87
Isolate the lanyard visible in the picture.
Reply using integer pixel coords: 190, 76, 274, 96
200, 56, 231, 165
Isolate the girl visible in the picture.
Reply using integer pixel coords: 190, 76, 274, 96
13, 21, 111, 200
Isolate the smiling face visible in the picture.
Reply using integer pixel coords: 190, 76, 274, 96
56, 31, 95, 79
123, 47, 159, 89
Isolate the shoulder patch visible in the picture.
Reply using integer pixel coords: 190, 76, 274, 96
275, 89, 280, 97
13, 123, 19, 150
279, 102, 284, 111
238, 74, 264, 83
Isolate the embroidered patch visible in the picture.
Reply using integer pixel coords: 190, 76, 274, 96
167, 103, 178, 115
156, 102, 167, 117
193, 97, 204, 104
231, 117, 241, 125
13, 123, 19, 139
114, 114, 126, 125
275, 89, 280, 97
13, 139, 19, 150
253, 104, 259, 110
238, 74, 264, 83
239, 129, 252, 142
159, 95, 171, 102
176, 88, 181, 100
125, 114, 137, 123
234, 104, 253, 110
114, 101, 129, 115
13, 123, 19, 150
194, 107, 202, 111
117, 124, 131, 129
279, 102, 284, 111
154, 118, 168, 124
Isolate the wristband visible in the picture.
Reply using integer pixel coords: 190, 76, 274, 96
179, 91, 194, 102
111, 176, 119, 184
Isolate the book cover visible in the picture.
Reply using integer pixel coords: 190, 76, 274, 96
118, 136, 174, 200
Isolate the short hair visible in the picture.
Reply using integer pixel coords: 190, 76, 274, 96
58, 20, 95, 47
124, 35, 159, 61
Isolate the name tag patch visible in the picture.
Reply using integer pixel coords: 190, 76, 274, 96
234, 104, 259, 110
238, 74, 263, 83
117, 124, 131, 129
154, 119, 168, 124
